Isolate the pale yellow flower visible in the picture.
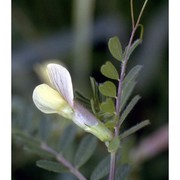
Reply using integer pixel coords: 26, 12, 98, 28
33, 84, 73, 119
32, 63, 113, 142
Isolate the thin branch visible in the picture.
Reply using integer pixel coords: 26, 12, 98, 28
109, 27, 135, 180
108, 152, 116, 180
41, 142, 87, 180
116, 0, 148, 132
135, 0, 148, 28
130, 0, 135, 29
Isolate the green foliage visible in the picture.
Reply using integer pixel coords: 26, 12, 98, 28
121, 81, 136, 112
13, 1, 151, 178
122, 65, 142, 90
90, 155, 110, 180
108, 136, 120, 153
13, 129, 40, 147
36, 160, 68, 173
120, 65, 142, 112
12, 36, 148, 179
90, 77, 100, 101
58, 124, 77, 154
75, 90, 91, 108
74, 135, 98, 169
90, 99, 99, 116
108, 36, 123, 61
24, 145, 54, 158
13, 129, 53, 158
124, 39, 142, 60
105, 120, 116, 129
100, 61, 119, 80
90, 77, 116, 124
90, 77, 101, 115
115, 164, 131, 180
99, 81, 116, 98
119, 95, 141, 127
100, 98, 115, 114
120, 138, 136, 164
39, 117, 52, 141
120, 120, 150, 139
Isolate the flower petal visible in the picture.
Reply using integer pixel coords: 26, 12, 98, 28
73, 102, 98, 126
32, 84, 73, 119
73, 102, 113, 142
47, 64, 74, 107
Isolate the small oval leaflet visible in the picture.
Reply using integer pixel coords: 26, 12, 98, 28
101, 61, 119, 80
100, 98, 115, 114
99, 81, 117, 98
108, 36, 123, 61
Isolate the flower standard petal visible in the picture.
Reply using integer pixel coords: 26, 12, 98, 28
32, 84, 74, 119
47, 64, 74, 107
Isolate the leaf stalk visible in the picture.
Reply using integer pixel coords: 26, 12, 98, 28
41, 142, 87, 180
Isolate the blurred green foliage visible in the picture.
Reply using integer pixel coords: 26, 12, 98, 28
12, 0, 168, 179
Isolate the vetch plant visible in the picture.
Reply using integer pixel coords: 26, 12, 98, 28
33, 64, 113, 142
13, 0, 150, 180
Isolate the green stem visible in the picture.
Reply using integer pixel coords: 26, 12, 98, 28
135, 0, 148, 27
108, 1, 148, 180
41, 142, 87, 180
130, 0, 135, 29
109, 152, 116, 180
116, 0, 148, 131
